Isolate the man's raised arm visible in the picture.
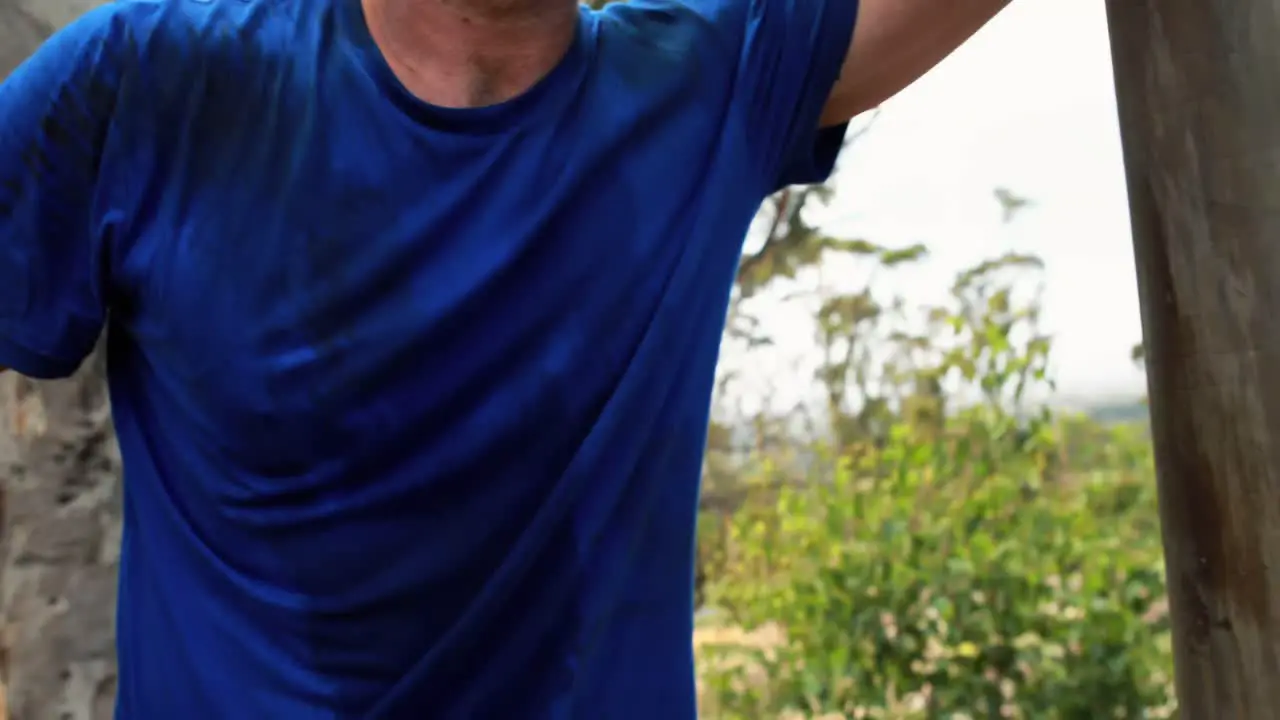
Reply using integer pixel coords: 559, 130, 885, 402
821, 0, 1013, 126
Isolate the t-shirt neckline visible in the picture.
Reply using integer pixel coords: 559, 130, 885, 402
339, 0, 595, 135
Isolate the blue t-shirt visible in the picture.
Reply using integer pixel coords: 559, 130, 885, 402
0, 0, 856, 715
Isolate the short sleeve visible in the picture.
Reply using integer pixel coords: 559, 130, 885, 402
601, 0, 856, 192
0, 6, 126, 378
736, 0, 860, 190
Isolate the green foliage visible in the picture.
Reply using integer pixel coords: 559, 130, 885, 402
697, 419, 1172, 719
698, 188, 1168, 717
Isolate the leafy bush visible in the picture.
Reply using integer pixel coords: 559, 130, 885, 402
695, 179, 1169, 717
696, 414, 1174, 719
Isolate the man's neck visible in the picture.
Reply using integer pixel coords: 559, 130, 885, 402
362, 0, 580, 108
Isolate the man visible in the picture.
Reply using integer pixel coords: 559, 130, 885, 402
0, 0, 1009, 715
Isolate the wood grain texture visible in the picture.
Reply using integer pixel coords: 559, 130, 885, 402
1106, 1, 1280, 717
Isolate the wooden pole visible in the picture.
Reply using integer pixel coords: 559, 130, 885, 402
1105, 1, 1280, 717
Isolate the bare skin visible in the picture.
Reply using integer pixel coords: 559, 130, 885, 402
362, 0, 579, 108
823, 0, 1013, 124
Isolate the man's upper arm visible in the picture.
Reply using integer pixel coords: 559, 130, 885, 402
820, 0, 1012, 126
0, 5, 127, 379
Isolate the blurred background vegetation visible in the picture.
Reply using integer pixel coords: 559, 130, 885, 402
689, 138, 1166, 718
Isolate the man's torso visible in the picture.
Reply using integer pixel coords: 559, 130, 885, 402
97, 0, 766, 715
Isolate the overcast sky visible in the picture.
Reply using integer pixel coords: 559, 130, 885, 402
720, 0, 1148, 412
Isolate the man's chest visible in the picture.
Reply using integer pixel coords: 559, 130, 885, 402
109, 99, 730, 461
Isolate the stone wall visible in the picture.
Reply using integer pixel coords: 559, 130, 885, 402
1, 356, 121, 720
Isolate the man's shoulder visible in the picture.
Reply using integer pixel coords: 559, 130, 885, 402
97, 0, 309, 79
2, 0, 301, 104
595, 0, 745, 57
93, 0, 324, 144
586, 0, 747, 101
